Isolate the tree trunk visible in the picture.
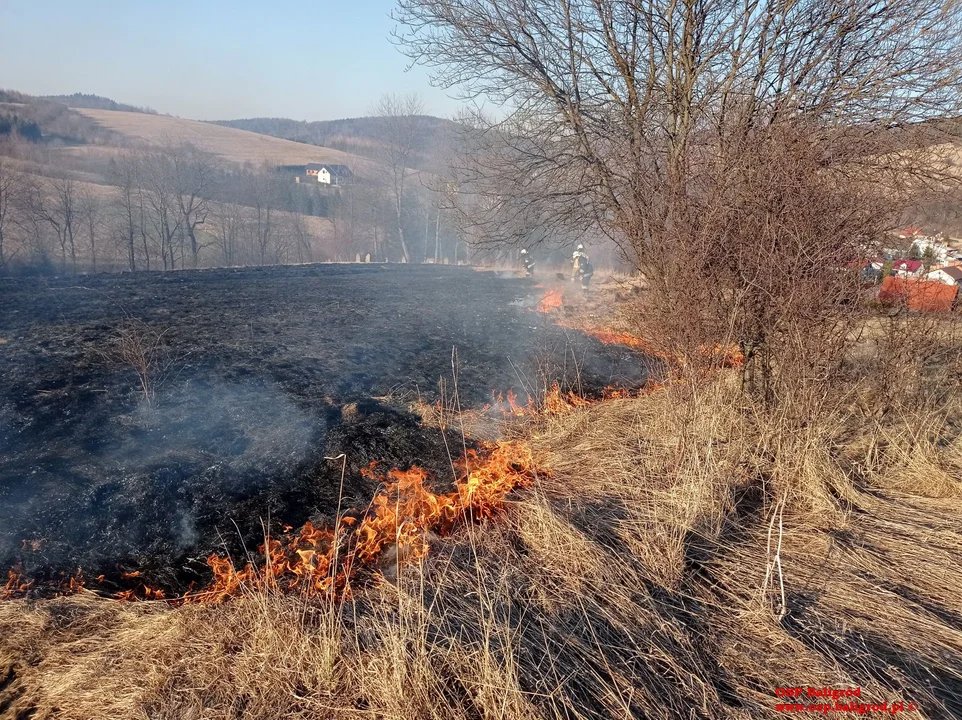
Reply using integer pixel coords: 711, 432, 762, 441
395, 194, 410, 263
188, 224, 199, 268
89, 226, 97, 272
67, 226, 76, 273
434, 205, 441, 263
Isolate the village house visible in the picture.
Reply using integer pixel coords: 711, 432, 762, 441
926, 264, 962, 286
891, 259, 924, 277
911, 235, 950, 265
304, 163, 353, 186
880, 275, 959, 311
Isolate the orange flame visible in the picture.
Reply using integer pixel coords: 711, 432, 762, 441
537, 289, 563, 312
2, 566, 34, 598
541, 382, 592, 415
583, 327, 743, 370
490, 389, 529, 416
182, 440, 541, 604
585, 328, 662, 356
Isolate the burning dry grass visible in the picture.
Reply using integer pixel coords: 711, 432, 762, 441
534, 280, 743, 373
4, 373, 962, 718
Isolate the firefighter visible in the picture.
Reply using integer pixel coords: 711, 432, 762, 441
577, 256, 594, 297
520, 248, 535, 277
571, 244, 589, 282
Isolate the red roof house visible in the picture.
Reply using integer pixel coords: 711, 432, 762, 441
879, 276, 959, 312
891, 259, 924, 276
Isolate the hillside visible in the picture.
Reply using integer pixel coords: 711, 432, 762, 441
215, 115, 460, 168
77, 109, 375, 171
0, 90, 118, 146
41, 93, 156, 114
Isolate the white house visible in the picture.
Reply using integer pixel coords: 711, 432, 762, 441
892, 259, 924, 277
926, 265, 962, 286
305, 163, 353, 186
911, 235, 950, 265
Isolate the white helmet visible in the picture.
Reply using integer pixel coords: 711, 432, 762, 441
577, 244, 584, 250
520, 248, 527, 254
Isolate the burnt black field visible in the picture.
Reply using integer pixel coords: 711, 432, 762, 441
0, 264, 647, 592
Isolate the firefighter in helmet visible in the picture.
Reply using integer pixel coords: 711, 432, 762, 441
572, 244, 593, 296
520, 248, 535, 277
571, 244, 589, 282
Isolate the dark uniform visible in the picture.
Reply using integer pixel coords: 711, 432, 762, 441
577, 258, 594, 296
521, 249, 535, 277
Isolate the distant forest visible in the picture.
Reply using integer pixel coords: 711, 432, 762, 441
214, 115, 459, 169
40, 93, 157, 114
0, 90, 120, 145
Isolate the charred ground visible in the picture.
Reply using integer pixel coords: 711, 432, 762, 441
0, 264, 647, 593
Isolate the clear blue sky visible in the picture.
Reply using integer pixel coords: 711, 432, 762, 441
0, 0, 462, 121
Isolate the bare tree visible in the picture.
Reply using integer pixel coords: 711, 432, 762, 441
15, 175, 52, 267
33, 176, 78, 273
396, 0, 962, 399
110, 153, 142, 272
209, 200, 246, 266
372, 93, 425, 263
77, 187, 105, 272
290, 210, 314, 264
0, 156, 24, 270
135, 169, 152, 271
172, 144, 216, 267
421, 124, 462, 262
142, 150, 183, 270
245, 166, 281, 265
355, 173, 391, 261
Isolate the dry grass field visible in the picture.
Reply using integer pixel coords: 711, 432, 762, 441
2, 277, 961, 718
76, 109, 373, 170
3, 377, 961, 719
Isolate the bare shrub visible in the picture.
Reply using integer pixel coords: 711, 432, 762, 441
101, 321, 174, 406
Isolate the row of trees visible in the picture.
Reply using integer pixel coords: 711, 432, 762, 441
321, 93, 470, 265
0, 93, 475, 274
0, 140, 345, 273
0, 155, 109, 273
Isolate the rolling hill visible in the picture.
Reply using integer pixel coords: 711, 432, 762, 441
76, 109, 374, 170
215, 115, 460, 168
40, 93, 156, 114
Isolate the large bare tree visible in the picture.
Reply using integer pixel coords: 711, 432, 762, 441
396, 0, 962, 399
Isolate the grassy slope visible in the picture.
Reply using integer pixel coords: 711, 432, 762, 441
215, 115, 461, 169
75, 109, 375, 170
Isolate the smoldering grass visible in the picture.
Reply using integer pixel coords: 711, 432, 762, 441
4, 313, 962, 718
